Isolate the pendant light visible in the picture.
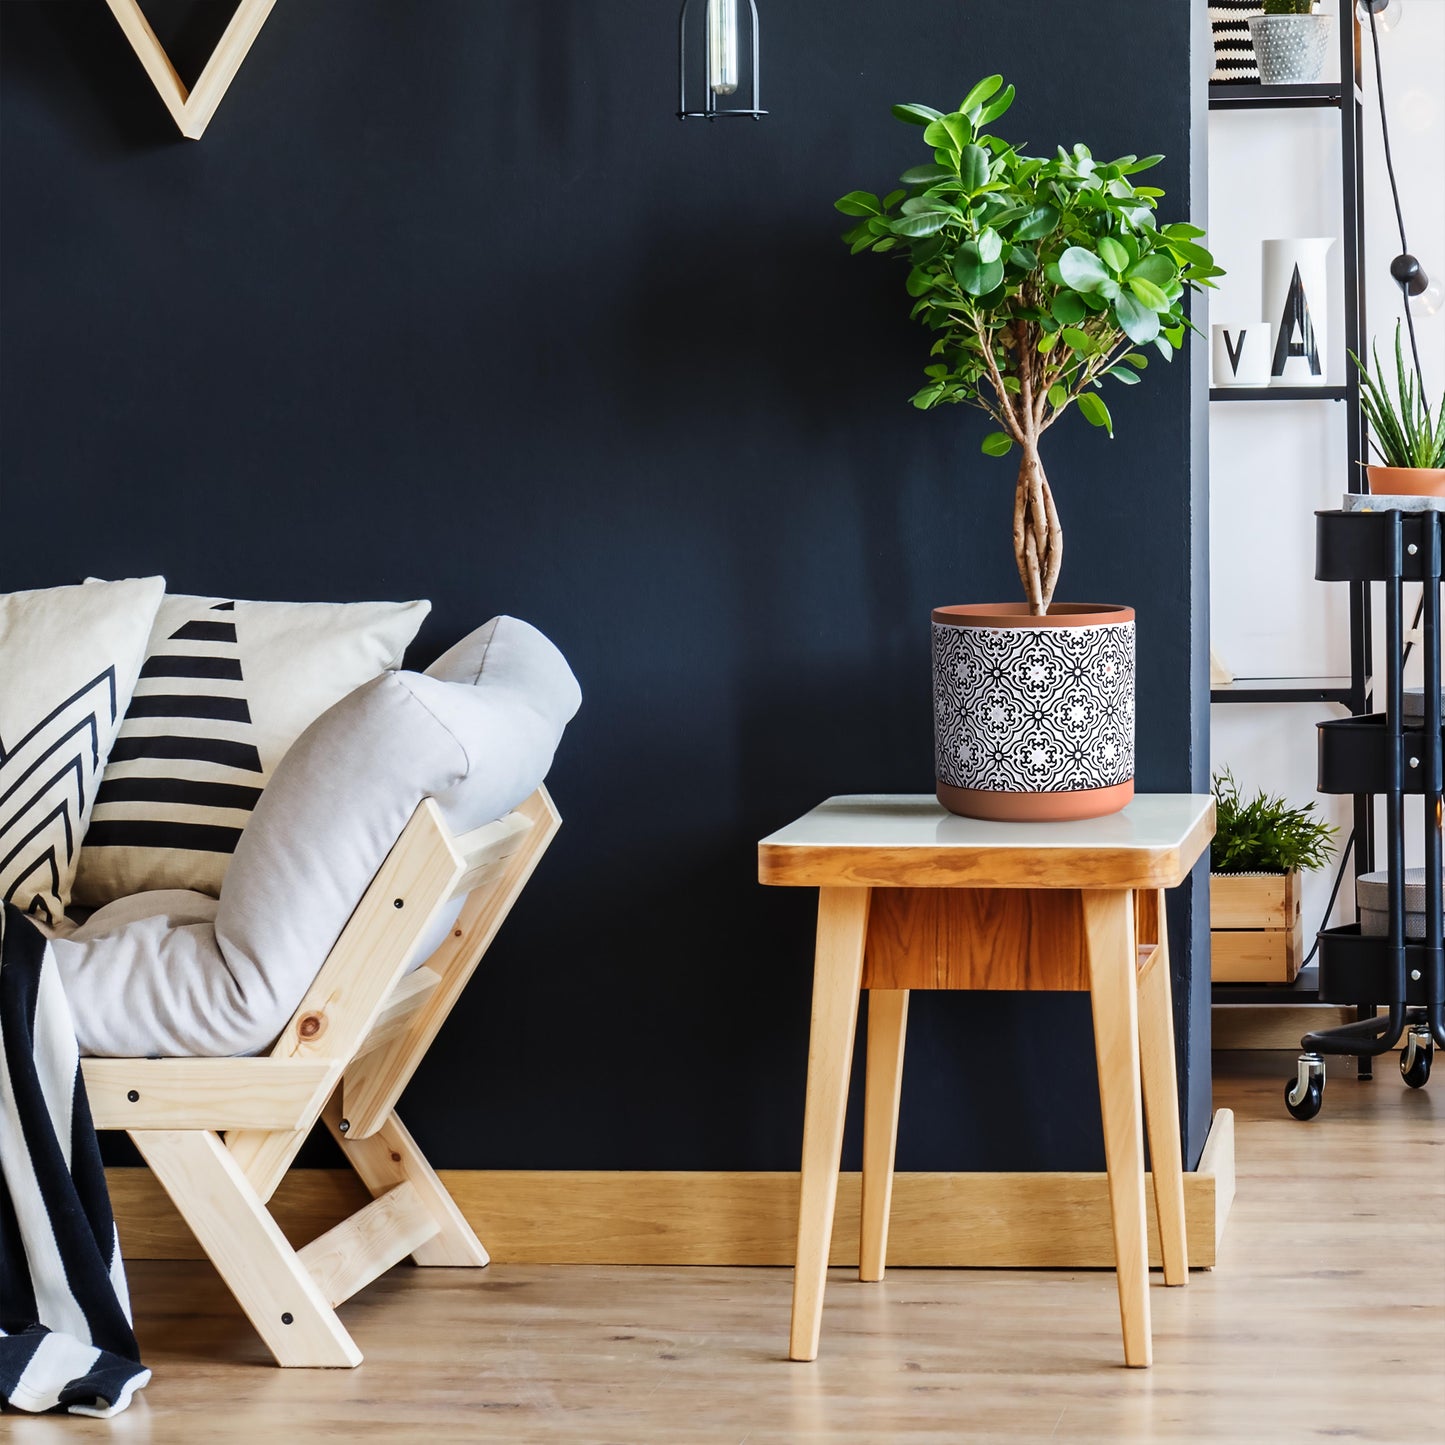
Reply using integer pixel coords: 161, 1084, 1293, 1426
677, 0, 766, 120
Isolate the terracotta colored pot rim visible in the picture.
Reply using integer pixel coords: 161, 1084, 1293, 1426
937, 779, 1134, 822
1366, 465, 1445, 499
932, 602, 1135, 629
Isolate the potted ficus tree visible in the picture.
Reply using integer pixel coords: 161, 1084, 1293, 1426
837, 75, 1220, 820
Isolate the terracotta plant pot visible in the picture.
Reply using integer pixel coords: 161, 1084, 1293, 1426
932, 603, 1135, 822
1366, 465, 1445, 498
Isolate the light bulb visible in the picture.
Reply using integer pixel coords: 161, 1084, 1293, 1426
1416, 280, 1444, 319
708, 0, 739, 96
1357, 0, 1404, 34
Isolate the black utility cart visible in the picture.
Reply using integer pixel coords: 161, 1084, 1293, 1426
1288, 506, 1445, 1119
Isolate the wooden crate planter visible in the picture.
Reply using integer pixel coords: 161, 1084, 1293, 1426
1210, 872, 1303, 983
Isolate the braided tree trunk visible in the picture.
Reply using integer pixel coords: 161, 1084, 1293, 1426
1012, 434, 1063, 616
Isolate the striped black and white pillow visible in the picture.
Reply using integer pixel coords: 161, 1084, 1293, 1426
1210, 3, 1264, 82
0, 579, 165, 925
71, 591, 430, 908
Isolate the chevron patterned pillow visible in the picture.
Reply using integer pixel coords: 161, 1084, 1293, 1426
0, 577, 165, 926
70, 590, 430, 908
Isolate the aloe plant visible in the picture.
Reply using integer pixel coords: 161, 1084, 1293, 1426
1351, 324, 1445, 470
1262, 1, 1317, 14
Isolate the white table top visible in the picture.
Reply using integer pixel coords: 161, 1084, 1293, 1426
758, 794, 1215, 891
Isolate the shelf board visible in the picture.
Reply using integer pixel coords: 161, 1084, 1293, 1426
1208, 82, 1345, 111
1210, 385, 1349, 402
1211, 676, 1354, 705
1212, 964, 1320, 1006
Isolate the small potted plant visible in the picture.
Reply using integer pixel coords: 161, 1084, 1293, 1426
1248, 1, 1333, 86
1210, 769, 1336, 983
1352, 324, 1445, 497
836, 76, 1221, 820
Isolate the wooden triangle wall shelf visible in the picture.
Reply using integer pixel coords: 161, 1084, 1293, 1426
104, 0, 277, 139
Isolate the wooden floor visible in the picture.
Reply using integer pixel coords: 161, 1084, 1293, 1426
13, 1055, 1443, 1443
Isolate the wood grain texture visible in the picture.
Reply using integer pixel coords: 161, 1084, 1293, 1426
81, 1058, 333, 1131
862, 886, 1088, 990
1082, 888, 1151, 1367
1210, 872, 1299, 930
1210, 925, 1303, 983
106, 1113, 1232, 1270
859, 988, 908, 1281
790, 887, 870, 1361
296, 1181, 438, 1309
92, 1071, 1441, 1444
103, 0, 277, 139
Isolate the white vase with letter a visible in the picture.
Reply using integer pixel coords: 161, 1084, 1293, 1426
1262, 237, 1333, 386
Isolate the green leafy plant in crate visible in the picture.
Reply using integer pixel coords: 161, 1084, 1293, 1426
1211, 769, 1336, 874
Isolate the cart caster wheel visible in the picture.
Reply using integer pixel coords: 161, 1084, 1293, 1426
1286, 1053, 1325, 1121
1400, 1029, 1433, 1090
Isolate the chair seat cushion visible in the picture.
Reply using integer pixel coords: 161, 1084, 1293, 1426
52, 617, 580, 1057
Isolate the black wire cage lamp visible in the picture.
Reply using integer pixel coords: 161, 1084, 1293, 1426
677, 0, 766, 120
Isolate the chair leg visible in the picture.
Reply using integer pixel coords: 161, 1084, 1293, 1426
324, 1095, 488, 1267
789, 886, 869, 1363
859, 988, 908, 1283
132, 1129, 362, 1368
1137, 891, 1189, 1286
1082, 887, 1152, 1368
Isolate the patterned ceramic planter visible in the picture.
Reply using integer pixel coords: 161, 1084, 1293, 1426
1246, 13, 1330, 85
932, 603, 1136, 821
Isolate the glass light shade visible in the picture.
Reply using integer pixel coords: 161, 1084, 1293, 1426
708, 0, 739, 95
1415, 280, 1444, 318
1357, 0, 1404, 34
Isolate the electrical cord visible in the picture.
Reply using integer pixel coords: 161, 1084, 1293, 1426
1364, 3, 1425, 380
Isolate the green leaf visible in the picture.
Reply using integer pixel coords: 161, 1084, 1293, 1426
1076, 391, 1114, 435
1097, 236, 1129, 275
882, 189, 907, 210
1122, 352, 1149, 369
891, 211, 950, 238
1007, 245, 1038, 269
1058, 246, 1111, 293
911, 382, 947, 409
981, 430, 1014, 456
957, 144, 991, 191
1160, 222, 1206, 239
892, 103, 945, 126
835, 190, 881, 217
923, 119, 960, 153
1047, 383, 1068, 408
1014, 205, 1059, 241
976, 84, 1016, 126
953, 240, 1004, 295
1127, 276, 1171, 312
1127, 253, 1176, 286
905, 268, 933, 297
1051, 291, 1087, 325
1165, 237, 1215, 268
1154, 334, 1174, 361
1113, 290, 1160, 344
1061, 327, 1093, 355
1106, 366, 1142, 384
958, 75, 1004, 116
941, 113, 974, 152
1120, 154, 1164, 174
976, 227, 1003, 263
899, 164, 955, 186
1038, 331, 1059, 355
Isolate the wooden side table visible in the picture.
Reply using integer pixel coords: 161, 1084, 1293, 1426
758, 792, 1215, 1368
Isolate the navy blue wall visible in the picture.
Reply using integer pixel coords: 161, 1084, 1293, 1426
0, 1, 1210, 1171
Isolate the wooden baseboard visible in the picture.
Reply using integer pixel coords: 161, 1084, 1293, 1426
110, 1110, 1234, 1270
1213, 1004, 1353, 1051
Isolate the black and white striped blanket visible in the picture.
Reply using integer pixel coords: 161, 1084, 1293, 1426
0, 904, 149, 1416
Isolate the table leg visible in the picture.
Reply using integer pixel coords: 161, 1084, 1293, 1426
1137, 889, 1189, 1287
789, 886, 870, 1362
859, 987, 908, 1283
1083, 887, 1151, 1368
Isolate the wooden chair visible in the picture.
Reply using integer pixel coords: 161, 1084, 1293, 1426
78, 787, 562, 1367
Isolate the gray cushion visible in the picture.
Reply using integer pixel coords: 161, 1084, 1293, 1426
53, 617, 580, 1057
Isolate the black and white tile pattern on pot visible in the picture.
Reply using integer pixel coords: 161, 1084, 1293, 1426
933, 619, 1135, 796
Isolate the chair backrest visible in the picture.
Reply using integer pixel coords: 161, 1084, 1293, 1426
223, 787, 559, 1195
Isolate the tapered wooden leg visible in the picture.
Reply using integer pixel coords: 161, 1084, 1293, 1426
133, 1129, 362, 1367
1137, 891, 1189, 1286
789, 886, 870, 1362
324, 1095, 489, 1267
1082, 888, 1151, 1368
859, 988, 908, 1283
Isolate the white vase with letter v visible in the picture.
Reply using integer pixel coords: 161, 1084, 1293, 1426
1212, 322, 1272, 387
1262, 237, 1333, 386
